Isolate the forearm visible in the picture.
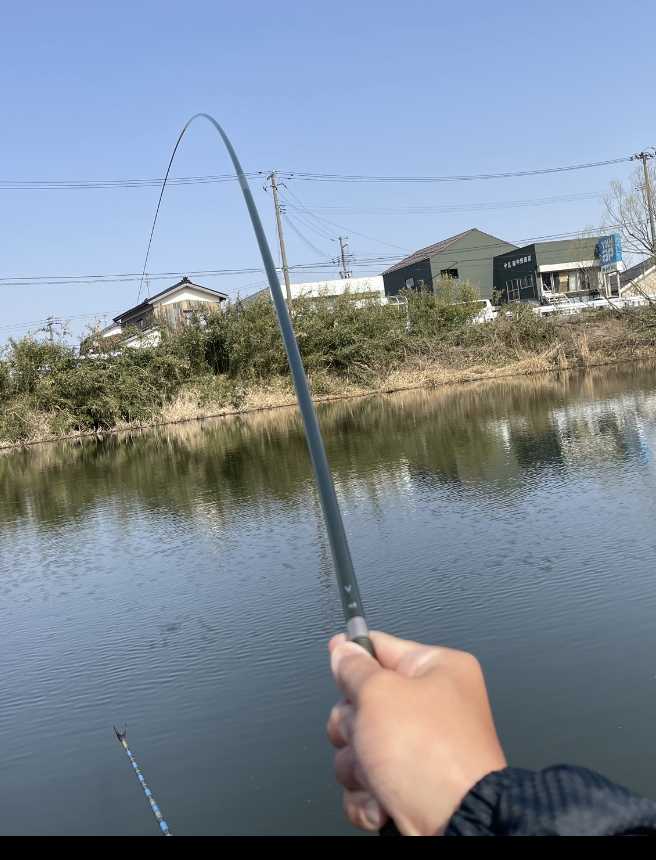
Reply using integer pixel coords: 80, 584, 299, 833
445, 765, 656, 836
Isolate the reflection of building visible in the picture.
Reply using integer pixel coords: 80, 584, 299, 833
493, 236, 622, 305
551, 396, 654, 468
382, 228, 516, 300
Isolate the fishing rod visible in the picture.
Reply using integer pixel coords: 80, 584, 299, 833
113, 726, 172, 836
141, 113, 374, 653
140, 114, 399, 836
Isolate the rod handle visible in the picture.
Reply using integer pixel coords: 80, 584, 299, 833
351, 634, 402, 837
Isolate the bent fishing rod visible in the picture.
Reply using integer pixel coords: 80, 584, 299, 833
140, 113, 374, 654
139, 115, 398, 836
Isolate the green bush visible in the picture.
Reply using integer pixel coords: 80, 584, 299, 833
5, 338, 76, 395
5, 286, 641, 445
292, 295, 406, 380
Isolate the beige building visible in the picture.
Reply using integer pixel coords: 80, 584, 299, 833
619, 258, 656, 298
109, 277, 227, 332
84, 277, 227, 352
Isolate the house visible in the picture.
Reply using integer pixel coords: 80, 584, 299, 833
493, 235, 624, 305
619, 257, 656, 298
381, 228, 517, 300
244, 276, 384, 304
97, 277, 228, 344
83, 277, 228, 353
109, 277, 227, 332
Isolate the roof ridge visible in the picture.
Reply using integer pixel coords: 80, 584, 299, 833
382, 228, 511, 275
113, 278, 228, 321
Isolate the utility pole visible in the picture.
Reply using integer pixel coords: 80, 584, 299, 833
631, 149, 656, 257
338, 236, 352, 279
45, 315, 55, 343
267, 171, 292, 307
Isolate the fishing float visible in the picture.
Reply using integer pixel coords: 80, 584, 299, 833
114, 726, 171, 836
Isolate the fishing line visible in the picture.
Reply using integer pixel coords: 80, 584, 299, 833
125, 114, 398, 836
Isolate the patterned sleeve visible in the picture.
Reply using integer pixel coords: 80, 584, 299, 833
445, 766, 656, 836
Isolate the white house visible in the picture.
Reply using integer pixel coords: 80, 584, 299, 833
95, 277, 228, 347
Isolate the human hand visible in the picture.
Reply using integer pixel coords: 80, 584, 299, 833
327, 631, 506, 835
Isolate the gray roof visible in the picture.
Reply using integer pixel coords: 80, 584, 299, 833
620, 257, 656, 287
382, 228, 514, 275
113, 277, 228, 323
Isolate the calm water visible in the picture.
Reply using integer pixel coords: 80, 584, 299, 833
2, 365, 656, 835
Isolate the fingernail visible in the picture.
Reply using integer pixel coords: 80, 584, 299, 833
363, 797, 383, 830
331, 641, 360, 674
328, 633, 346, 653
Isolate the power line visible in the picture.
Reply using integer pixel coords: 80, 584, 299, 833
0, 173, 262, 191
0, 311, 110, 340
281, 186, 409, 251
283, 211, 334, 260
286, 206, 336, 242
0, 155, 631, 191
0, 227, 624, 289
0, 262, 393, 288
282, 192, 411, 252
279, 186, 338, 240
278, 156, 631, 183
280, 191, 604, 215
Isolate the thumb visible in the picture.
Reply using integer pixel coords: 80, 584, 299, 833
331, 640, 381, 703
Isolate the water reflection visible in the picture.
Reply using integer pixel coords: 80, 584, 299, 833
3, 363, 656, 834
3, 364, 656, 531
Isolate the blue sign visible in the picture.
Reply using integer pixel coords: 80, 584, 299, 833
596, 234, 622, 269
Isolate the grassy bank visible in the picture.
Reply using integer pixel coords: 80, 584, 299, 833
2, 289, 656, 448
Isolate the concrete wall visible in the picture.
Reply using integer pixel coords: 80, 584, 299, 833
289, 276, 384, 300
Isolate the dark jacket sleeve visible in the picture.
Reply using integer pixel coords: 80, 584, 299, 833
445, 765, 656, 836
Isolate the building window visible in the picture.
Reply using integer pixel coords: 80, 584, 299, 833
506, 279, 520, 302
405, 277, 415, 289
440, 268, 459, 279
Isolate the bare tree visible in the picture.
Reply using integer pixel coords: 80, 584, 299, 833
604, 159, 656, 257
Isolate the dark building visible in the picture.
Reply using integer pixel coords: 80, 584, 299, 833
382, 228, 516, 300
493, 236, 622, 304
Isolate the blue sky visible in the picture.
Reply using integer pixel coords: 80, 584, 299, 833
2, 0, 653, 342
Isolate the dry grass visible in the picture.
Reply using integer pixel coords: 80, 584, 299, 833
3, 350, 651, 452
4, 308, 656, 450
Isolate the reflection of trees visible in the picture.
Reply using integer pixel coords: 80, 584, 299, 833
2, 363, 656, 531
